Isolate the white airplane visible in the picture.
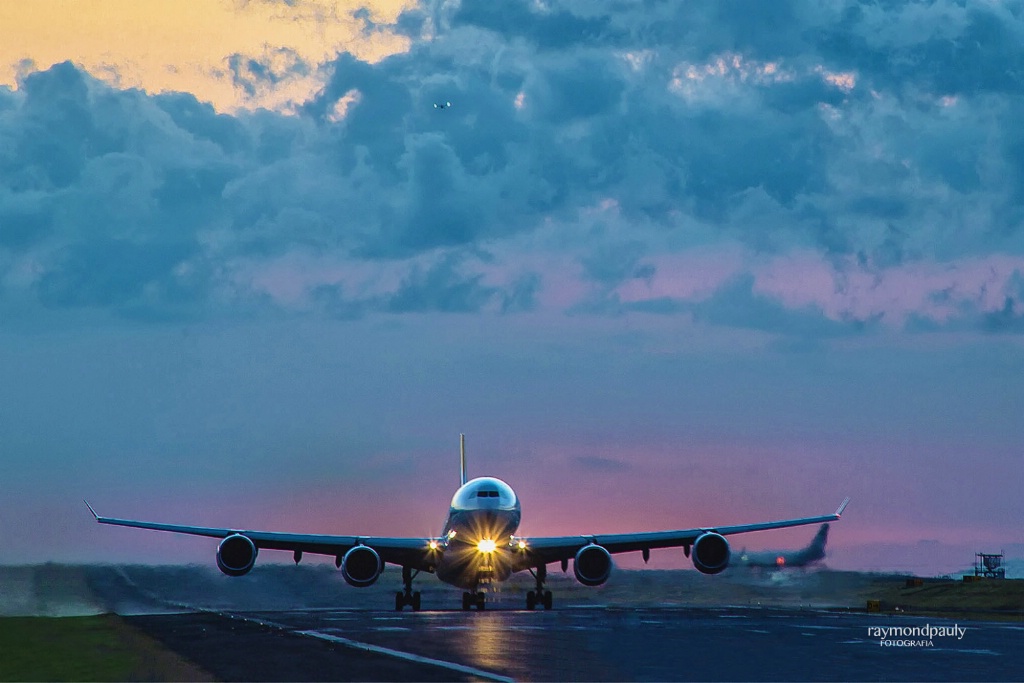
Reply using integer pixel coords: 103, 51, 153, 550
87, 435, 849, 611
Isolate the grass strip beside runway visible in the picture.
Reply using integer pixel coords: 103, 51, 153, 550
0, 614, 212, 682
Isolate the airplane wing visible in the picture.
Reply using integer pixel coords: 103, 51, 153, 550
85, 502, 438, 571
516, 497, 849, 566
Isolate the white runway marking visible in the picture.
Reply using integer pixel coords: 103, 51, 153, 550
295, 628, 516, 683
220, 613, 515, 682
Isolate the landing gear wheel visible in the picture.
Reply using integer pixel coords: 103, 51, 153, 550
476, 591, 486, 610
528, 565, 552, 611
462, 592, 472, 610
397, 565, 422, 612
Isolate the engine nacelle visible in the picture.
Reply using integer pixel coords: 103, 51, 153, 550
692, 532, 730, 574
574, 544, 613, 586
217, 534, 257, 577
341, 545, 383, 588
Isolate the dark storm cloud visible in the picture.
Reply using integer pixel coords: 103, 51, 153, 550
386, 253, 497, 313
685, 274, 873, 337
0, 188, 51, 248
678, 107, 830, 218
580, 241, 654, 286
985, 298, 1024, 333
308, 250, 538, 317
2, 1, 1024, 332
227, 47, 312, 99
0, 64, 237, 316
526, 54, 625, 122
9, 62, 96, 190
35, 237, 199, 311
389, 133, 485, 251
452, 1, 621, 51
153, 92, 250, 154
814, 2, 1024, 96
499, 272, 541, 313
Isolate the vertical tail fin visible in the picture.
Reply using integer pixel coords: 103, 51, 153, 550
806, 523, 829, 560
460, 433, 467, 486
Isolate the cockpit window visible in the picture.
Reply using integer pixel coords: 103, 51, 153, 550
477, 490, 500, 497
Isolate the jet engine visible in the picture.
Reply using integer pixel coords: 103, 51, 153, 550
217, 534, 258, 577
692, 532, 730, 574
574, 544, 613, 586
341, 545, 383, 587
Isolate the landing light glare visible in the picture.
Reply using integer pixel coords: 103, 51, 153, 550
477, 539, 497, 554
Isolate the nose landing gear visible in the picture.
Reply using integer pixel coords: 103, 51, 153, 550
462, 591, 486, 610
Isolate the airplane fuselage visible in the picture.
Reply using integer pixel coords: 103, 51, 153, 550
435, 476, 522, 590
736, 524, 829, 569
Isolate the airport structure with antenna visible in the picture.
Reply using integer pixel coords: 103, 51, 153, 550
974, 552, 1006, 579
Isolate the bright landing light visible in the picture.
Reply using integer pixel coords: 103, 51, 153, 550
477, 539, 497, 554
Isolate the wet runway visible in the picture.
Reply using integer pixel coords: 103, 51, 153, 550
15, 565, 1020, 680
215, 606, 1023, 681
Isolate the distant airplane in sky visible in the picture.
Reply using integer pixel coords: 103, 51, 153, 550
735, 523, 830, 569
87, 435, 849, 611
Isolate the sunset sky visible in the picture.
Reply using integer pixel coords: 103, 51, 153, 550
1, 0, 1022, 578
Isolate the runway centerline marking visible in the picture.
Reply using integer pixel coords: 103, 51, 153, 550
219, 613, 515, 683
295, 628, 516, 683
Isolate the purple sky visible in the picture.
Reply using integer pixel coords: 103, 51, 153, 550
1, 0, 1023, 578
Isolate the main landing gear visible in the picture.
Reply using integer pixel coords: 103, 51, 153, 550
526, 565, 553, 610
462, 591, 486, 610
395, 565, 421, 611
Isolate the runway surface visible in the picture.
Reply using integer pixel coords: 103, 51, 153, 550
7, 565, 1022, 680
128, 606, 1023, 682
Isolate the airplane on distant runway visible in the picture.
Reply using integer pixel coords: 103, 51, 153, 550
87, 435, 849, 611
735, 523, 830, 569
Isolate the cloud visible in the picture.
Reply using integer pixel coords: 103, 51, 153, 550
451, 2, 620, 51
982, 272, 1024, 333
689, 273, 867, 337
2, 1, 1024, 336
385, 252, 496, 313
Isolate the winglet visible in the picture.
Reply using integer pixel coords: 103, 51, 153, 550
459, 434, 467, 486
835, 497, 850, 517
84, 500, 99, 521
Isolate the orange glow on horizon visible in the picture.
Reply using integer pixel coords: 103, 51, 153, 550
0, 0, 414, 112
